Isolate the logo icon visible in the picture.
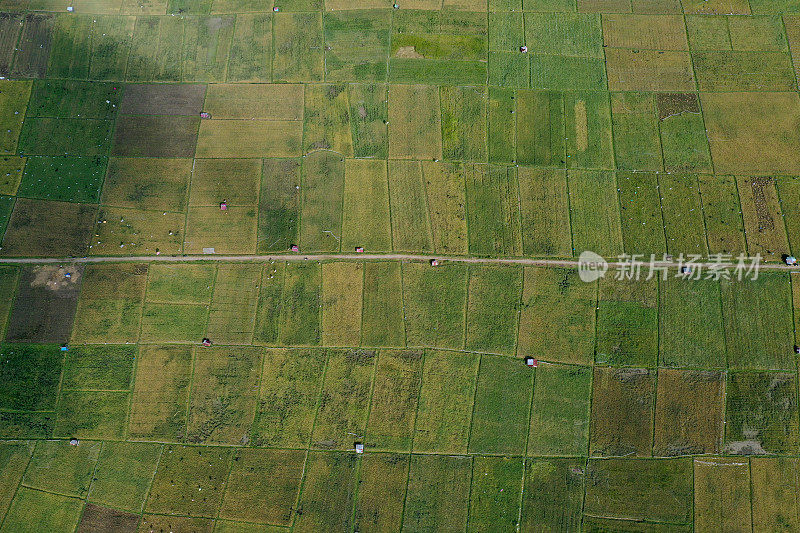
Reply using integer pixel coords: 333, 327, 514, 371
578, 250, 608, 282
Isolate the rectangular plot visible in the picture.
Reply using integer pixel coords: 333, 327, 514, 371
692, 51, 796, 91
252, 348, 325, 447
349, 83, 388, 159
658, 94, 712, 174
203, 83, 302, 120
468, 457, 522, 532
568, 170, 623, 257
139, 302, 207, 342
725, 371, 798, 454
311, 349, 375, 449
388, 160, 432, 252
0, 14, 23, 77
751, 457, 800, 532
273, 12, 323, 82
528, 362, 592, 456
324, 10, 390, 82
62, 345, 135, 392
699, 175, 747, 256
129, 345, 191, 441
18, 155, 106, 204
421, 161, 468, 254
534, 55, 607, 92
694, 457, 752, 532
303, 83, 353, 156
86, 442, 161, 513
414, 350, 479, 453
227, 13, 271, 82
120, 83, 206, 116
0, 266, 18, 336
658, 174, 708, 256
186, 346, 261, 444
776, 176, 800, 257
0, 344, 62, 412
219, 448, 303, 526
93, 208, 182, 256
365, 349, 422, 451
127, 15, 182, 81
294, 452, 357, 533
0, 411, 54, 439
469, 354, 532, 454
181, 15, 234, 82
258, 159, 300, 252
88, 15, 134, 81
603, 14, 688, 50
112, 115, 199, 158
488, 87, 515, 164
654, 369, 725, 456
252, 261, 284, 345
606, 49, 695, 91
524, 12, 603, 57
388, 84, 442, 160
321, 261, 363, 347
402, 262, 467, 349
2, 199, 96, 257
516, 90, 565, 167
659, 277, 726, 368
585, 458, 692, 524
54, 390, 129, 439
520, 458, 585, 532
564, 91, 613, 169
441, 85, 487, 161
738, 176, 790, 261
590, 367, 655, 457
195, 119, 302, 158
278, 262, 321, 345
361, 261, 405, 347
206, 263, 261, 345
342, 159, 391, 251
102, 158, 191, 212
353, 453, 409, 533
403, 455, 471, 532
465, 265, 521, 354
518, 167, 572, 256
489, 51, 529, 88
596, 277, 658, 367
465, 165, 522, 256
19, 118, 113, 157
518, 267, 596, 365
389, 58, 487, 85
0, 81, 30, 156
47, 14, 91, 79
145, 263, 215, 305
721, 275, 794, 369
611, 92, 662, 172
6, 265, 82, 343
4, 489, 83, 532
299, 151, 345, 252
12, 14, 54, 78
617, 171, 666, 255
188, 159, 262, 207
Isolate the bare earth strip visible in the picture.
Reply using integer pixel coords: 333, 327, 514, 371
0, 253, 797, 273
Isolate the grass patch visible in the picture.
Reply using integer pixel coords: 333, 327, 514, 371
441, 85, 486, 161
653, 369, 725, 456
518, 167, 572, 256
0, 343, 62, 411
184, 206, 257, 254
341, 159, 391, 251
102, 157, 191, 212
2, 488, 83, 532
465, 165, 522, 256
321, 261, 363, 347
518, 267, 596, 365
128, 345, 192, 441
54, 390, 129, 439
528, 362, 592, 456
617, 171, 666, 255
299, 151, 345, 252
414, 350, 479, 453
24, 440, 101, 498
403, 454, 472, 532
469, 354, 533, 454
205, 263, 261, 345
595, 277, 658, 367
422, 161, 468, 254
388, 84, 442, 160
139, 302, 207, 343
361, 261, 405, 346
293, 452, 357, 533
568, 170, 623, 257
89, 441, 161, 513
273, 12, 324, 82
62, 344, 136, 390
699, 175, 747, 256
365, 349, 422, 452
402, 262, 467, 349
349, 83, 388, 159
353, 453, 410, 533
303, 83, 353, 156
311, 349, 376, 450
186, 346, 262, 444
520, 458, 585, 531
278, 262, 321, 346
324, 10, 390, 82
91, 207, 185, 256
590, 367, 655, 457
388, 160, 432, 252
189, 158, 260, 207
252, 348, 325, 447
252, 261, 284, 345
258, 158, 300, 252
465, 265, 521, 354
145, 263, 215, 305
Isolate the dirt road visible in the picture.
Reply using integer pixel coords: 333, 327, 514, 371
0, 253, 797, 272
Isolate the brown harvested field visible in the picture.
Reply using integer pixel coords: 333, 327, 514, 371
76, 503, 139, 533
120, 83, 207, 116
11, 14, 53, 78
0, 14, 22, 77
737, 176, 790, 261
653, 369, 725, 456
202, 83, 304, 120
590, 367, 655, 457
656, 92, 700, 120
5, 264, 83, 343
602, 14, 689, 50
701, 92, 800, 175
111, 115, 200, 158
0, 199, 96, 257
